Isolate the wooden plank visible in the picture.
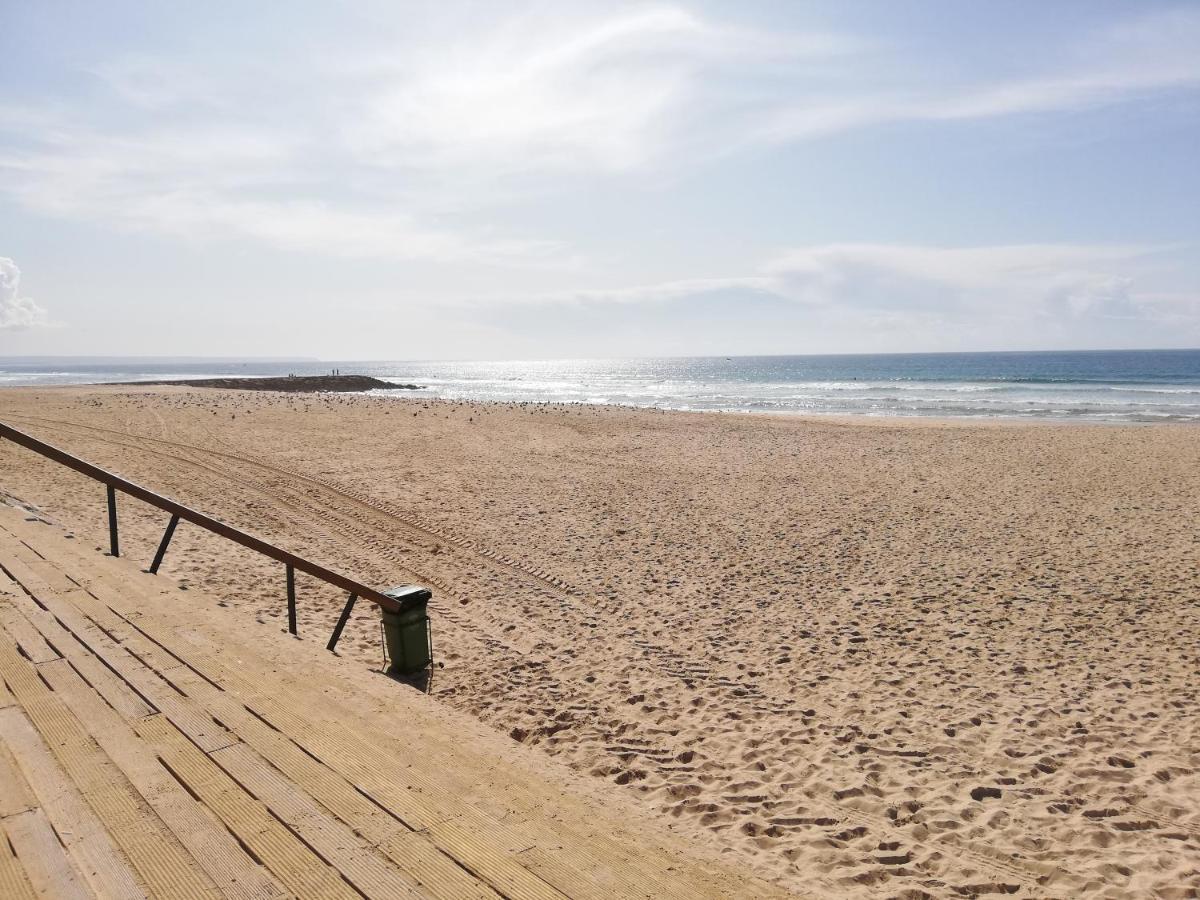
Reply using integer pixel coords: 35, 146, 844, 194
25, 556, 460, 825
0, 706, 149, 899
163, 666, 500, 900
218, 696, 441, 827
0, 585, 154, 721
0, 739, 38, 819
86, 583, 663, 900
212, 742, 427, 900
244, 699, 597, 900
2, 534, 314, 712
0, 601, 60, 665
2, 808, 93, 900
4, 544, 186, 676
424, 816, 568, 900
98, 587, 728, 900
246, 691, 504, 832
90, 614, 516, 900
507, 806, 725, 900
4, 533, 518, 900
105, 622, 567, 900
6, 533, 411, 773
0, 635, 220, 900
0, 816, 37, 900
35, 659, 288, 900
0, 553, 234, 753
134, 713, 360, 900
375, 830, 506, 900
164, 665, 408, 844
0, 560, 23, 592
516, 846, 630, 900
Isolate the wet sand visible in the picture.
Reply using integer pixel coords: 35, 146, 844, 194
1, 385, 1197, 898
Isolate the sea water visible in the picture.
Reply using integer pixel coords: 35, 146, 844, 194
3, 350, 1200, 422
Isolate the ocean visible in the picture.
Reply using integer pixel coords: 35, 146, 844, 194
4, 350, 1200, 422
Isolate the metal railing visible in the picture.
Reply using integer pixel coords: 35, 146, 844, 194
0, 420, 401, 652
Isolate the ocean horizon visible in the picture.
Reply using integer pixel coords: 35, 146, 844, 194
4, 348, 1200, 423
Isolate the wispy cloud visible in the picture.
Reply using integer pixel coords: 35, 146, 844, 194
341, 7, 854, 177
506, 242, 1198, 339
469, 241, 1198, 353
0, 5, 1197, 267
0, 120, 569, 266
762, 243, 1164, 316
533, 276, 779, 306
0, 258, 49, 330
1, 5, 812, 263
754, 8, 1200, 144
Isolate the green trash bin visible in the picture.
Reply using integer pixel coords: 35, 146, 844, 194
380, 585, 433, 675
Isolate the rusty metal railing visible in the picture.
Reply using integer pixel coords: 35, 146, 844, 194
0, 420, 399, 652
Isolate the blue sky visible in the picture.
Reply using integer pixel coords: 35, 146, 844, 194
1, 1, 1198, 358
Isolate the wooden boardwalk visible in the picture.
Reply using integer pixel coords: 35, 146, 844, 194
0, 505, 789, 899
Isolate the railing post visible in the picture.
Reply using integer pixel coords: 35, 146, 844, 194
326, 592, 358, 652
106, 485, 119, 557
286, 564, 297, 635
149, 514, 180, 574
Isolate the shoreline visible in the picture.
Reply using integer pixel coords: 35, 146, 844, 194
4, 380, 1197, 427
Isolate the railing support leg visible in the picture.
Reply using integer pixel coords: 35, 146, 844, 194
149, 514, 180, 574
106, 485, 119, 557
286, 564, 297, 635
326, 592, 358, 652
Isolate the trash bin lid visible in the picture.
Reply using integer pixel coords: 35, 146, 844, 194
381, 584, 432, 604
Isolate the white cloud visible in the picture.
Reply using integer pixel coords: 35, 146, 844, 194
513, 243, 1198, 342
343, 8, 854, 176
481, 241, 1198, 352
0, 258, 49, 330
762, 243, 1161, 314
755, 8, 1200, 145
0, 128, 569, 266
2, 5, 849, 264
0, 5, 1196, 268
539, 275, 777, 306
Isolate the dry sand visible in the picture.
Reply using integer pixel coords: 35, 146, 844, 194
1, 385, 1197, 898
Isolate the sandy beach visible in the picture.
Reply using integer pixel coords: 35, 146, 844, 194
1, 385, 1197, 898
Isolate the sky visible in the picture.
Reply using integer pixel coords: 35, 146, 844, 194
1, 0, 1198, 359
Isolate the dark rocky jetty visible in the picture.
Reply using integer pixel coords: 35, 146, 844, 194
113, 375, 421, 393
